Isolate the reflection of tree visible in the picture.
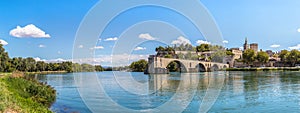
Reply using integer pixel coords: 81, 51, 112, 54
148, 73, 199, 95
243, 73, 259, 104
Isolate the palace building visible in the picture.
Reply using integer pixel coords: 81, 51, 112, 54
243, 38, 259, 52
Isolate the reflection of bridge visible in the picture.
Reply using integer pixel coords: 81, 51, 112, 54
146, 56, 229, 74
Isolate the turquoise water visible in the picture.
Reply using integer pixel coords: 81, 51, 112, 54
38, 71, 300, 113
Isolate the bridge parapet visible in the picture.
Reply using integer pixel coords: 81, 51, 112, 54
145, 56, 229, 74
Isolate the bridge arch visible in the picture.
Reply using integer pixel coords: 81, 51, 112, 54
145, 57, 229, 74
210, 64, 219, 71
196, 63, 206, 72
166, 60, 188, 73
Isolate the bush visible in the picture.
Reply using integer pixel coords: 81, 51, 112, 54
4, 77, 56, 107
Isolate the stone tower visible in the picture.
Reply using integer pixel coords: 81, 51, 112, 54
243, 38, 249, 51
250, 43, 258, 52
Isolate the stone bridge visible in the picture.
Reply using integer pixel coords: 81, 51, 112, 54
145, 56, 229, 74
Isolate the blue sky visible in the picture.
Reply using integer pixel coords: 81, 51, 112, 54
0, 0, 300, 66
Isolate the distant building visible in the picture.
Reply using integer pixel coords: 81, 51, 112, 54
223, 48, 243, 68
230, 48, 240, 51
266, 50, 274, 57
250, 43, 258, 52
243, 38, 259, 52
231, 49, 243, 60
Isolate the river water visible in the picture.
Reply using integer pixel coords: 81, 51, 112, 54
37, 71, 300, 113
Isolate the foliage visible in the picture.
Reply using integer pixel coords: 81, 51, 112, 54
155, 46, 165, 52
0, 44, 10, 72
156, 46, 176, 58
5, 77, 56, 107
279, 49, 300, 66
173, 44, 195, 51
95, 65, 105, 71
196, 44, 211, 52
279, 50, 289, 62
211, 50, 227, 63
164, 54, 172, 58
166, 61, 180, 72
243, 49, 256, 64
129, 59, 148, 72
256, 51, 269, 63
0, 44, 104, 73
0, 76, 55, 113
287, 49, 300, 66
226, 50, 235, 56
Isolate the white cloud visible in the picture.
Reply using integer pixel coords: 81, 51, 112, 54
46, 58, 68, 63
0, 39, 8, 46
139, 33, 156, 40
69, 54, 149, 66
33, 57, 69, 63
239, 46, 244, 50
270, 44, 280, 48
196, 40, 211, 45
58, 51, 62, 54
78, 45, 84, 48
104, 37, 118, 41
33, 57, 46, 62
38, 44, 46, 48
297, 28, 300, 33
223, 40, 229, 44
90, 46, 104, 50
134, 47, 146, 51
9, 24, 50, 38
171, 36, 191, 45
35, 54, 148, 66
289, 44, 300, 50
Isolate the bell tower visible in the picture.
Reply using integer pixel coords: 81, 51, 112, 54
243, 37, 249, 51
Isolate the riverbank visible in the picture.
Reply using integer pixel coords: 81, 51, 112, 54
26, 71, 68, 75
226, 67, 300, 71
0, 73, 56, 113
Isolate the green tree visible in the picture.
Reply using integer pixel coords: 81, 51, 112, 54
196, 44, 210, 52
256, 51, 269, 65
155, 46, 165, 52
60, 62, 73, 72
0, 44, 10, 72
226, 50, 235, 56
129, 59, 148, 72
211, 50, 226, 63
243, 49, 256, 65
287, 49, 300, 66
36, 61, 47, 72
164, 54, 172, 58
166, 61, 180, 72
72, 63, 82, 72
95, 65, 104, 72
24, 57, 37, 72
81, 63, 95, 72
279, 50, 289, 62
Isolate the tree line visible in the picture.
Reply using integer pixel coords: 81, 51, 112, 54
0, 44, 104, 73
278, 49, 300, 66
243, 49, 300, 67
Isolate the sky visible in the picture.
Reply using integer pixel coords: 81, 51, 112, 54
0, 0, 300, 66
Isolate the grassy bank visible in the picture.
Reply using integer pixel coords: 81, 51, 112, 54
226, 67, 300, 71
26, 71, 67, 75
0, 73, 56, 113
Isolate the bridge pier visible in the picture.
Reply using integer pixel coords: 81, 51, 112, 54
188, 68, 198, 73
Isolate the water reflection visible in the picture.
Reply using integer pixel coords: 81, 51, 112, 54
37, 71, 300, 113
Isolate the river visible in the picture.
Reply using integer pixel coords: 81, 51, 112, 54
37, 71, 300, 113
